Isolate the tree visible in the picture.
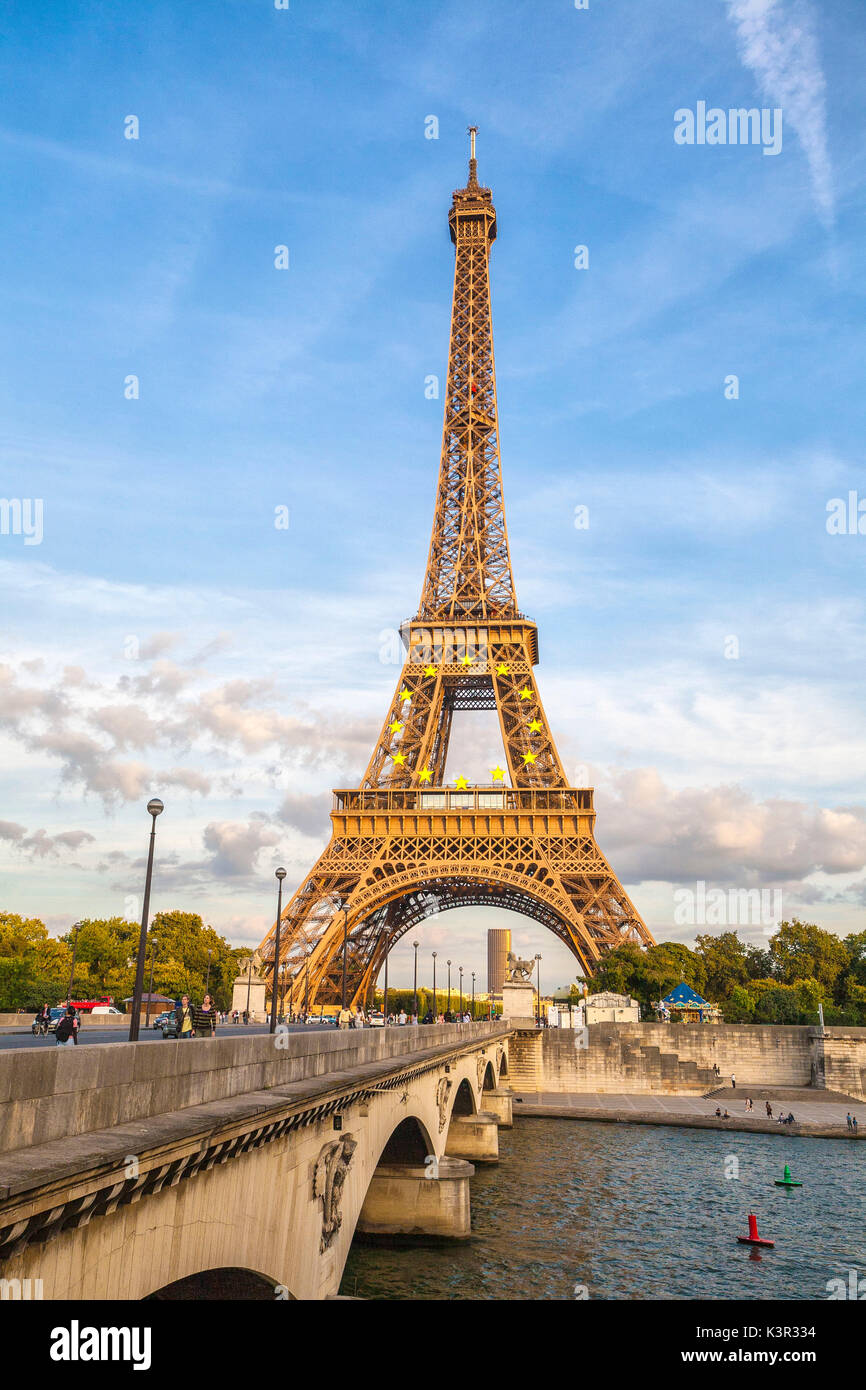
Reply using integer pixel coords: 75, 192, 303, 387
695, 931, 749, 1001
769, 921, 849, 994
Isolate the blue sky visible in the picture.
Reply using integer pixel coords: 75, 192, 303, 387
1, 0, 865, 991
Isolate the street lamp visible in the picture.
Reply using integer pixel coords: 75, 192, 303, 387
244, 956, 254, 1023
145, 935, 158, 1029
447, 959, 452, 1016
432, 951, 437, 1019
304, 945, 310, 1020
471, 971, 476, 1020
269, 867, 287, 1035
412, 940, 419, 1019
535, 953, 542, 1027
128, 797, 164, 1042
382, 927, 391, 1023
337, 899, 349, 1011
66, 920, 82, 1004
459, 965, 464, 1017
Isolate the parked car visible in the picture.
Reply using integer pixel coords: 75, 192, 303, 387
152, 1010, 174, 1030
159, 1011, 180, 1039
367, 1011, 385, 1028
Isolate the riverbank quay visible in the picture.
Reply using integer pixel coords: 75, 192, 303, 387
512, 1089, 866, 1140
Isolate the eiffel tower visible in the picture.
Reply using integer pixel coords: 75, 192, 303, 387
259, 131, 654, 1008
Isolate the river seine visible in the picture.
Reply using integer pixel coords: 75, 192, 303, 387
340, 1117, 865, 1300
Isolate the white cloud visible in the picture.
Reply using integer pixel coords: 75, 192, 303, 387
726, 0, 834, 226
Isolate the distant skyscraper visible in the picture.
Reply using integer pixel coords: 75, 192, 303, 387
487, 927, 511, 995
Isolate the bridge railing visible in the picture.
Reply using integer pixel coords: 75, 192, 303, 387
0, 1022, 511, 1156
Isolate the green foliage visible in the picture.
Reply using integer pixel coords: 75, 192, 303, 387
769, 920, 849, 993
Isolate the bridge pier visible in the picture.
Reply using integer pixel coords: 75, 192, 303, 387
480, 1088, 513, 1128
445, 1111, 500, 1162
355, 1157, 475, 1239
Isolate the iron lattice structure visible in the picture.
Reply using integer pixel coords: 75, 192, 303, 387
259, 133, 654, 1007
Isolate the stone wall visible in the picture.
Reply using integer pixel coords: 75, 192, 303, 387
510, 1022, 848, 1096
0, 1022, 506, 1154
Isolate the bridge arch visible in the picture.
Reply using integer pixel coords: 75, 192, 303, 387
146, 1266, 290, 1301
482, 1061, 496, 1091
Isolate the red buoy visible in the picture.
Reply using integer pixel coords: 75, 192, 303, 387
737, 1212, 775, 1247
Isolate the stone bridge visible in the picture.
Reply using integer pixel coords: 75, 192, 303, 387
0, 1023, 513, 1300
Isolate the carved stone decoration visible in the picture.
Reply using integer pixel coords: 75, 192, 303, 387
496, 1045, 505, 1075
476, 1053, 487, 1091
312, 1134, 358, 1253
506, 951, 534, 983
436, 1077, 453, 1132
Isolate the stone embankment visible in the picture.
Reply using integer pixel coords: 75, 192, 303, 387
508, 1022, 866, 1100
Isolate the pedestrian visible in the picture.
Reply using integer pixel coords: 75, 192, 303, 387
193, 995, 217, 1038
766, 1101, 773, 1118
353, 1008, 364, 1029
715, 1106, 722, 1117
337, 1005, 352, 1030
397, 1009, 407, 1026
852, 1115, 858, 1134
55, 1005, 78, 1047
730, 1074, 736, 1089
847, 1112, 853, 1131
744, 1098, 753, 1113
175, 994, 194, 1040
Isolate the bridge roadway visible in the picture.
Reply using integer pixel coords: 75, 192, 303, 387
0, 1022, 513, 1300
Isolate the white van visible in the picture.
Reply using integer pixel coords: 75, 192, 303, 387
90, 1005, 124, 1015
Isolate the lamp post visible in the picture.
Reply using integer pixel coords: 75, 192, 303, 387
446, 959, 452, 1016
128, 797, 164, 1042
535, 953, 542, 1027
304, 947, 310, 1020
382, 927, 391, 1024
245, 955, 254, 1021
66, 920, 82, 1004
432, 951, 437, 1019
269, 868, 287, 1034
337, 899, 349, 1011
459, 966, 464, 1017
205, 947, 213, 997
412, 940, 419, 1019
145, 935, 158, 1029
471, 971, 476, 1020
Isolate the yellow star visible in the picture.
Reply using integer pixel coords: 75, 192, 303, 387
528, 718, 542, 733
399, 687, 412, 703
496, 662, 509, 675
392, 752, 406, 766
453, 775, 469, 790
460, 653, 473, 666
522, 751, 537, 765
519, 686, 533, 701
490, 766, 506, 782
418, 767, 433, 783
389, 720, 403, 734
423, 664, 437, 678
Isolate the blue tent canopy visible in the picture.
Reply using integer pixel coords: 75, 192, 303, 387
662, 982, 709, 1007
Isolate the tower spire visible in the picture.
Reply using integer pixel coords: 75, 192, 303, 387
417, 134, 514, 622
467, 124, 478, 188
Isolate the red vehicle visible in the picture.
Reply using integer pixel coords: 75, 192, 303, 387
66, 996, 114, 1014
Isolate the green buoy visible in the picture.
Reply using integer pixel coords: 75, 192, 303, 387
774, 1163, 802, 1189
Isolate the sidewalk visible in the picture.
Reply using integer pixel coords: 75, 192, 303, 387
513, 1089, 865, 1140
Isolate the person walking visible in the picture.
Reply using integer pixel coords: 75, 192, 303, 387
176, 994, 194, 1040
766, 1100, 773, 1117
730, 1073, 736, 1089
55, 1006, 78, 1047
853, 1115, 859, 1135
193, 995, 217, 1038
337, 1005, 352, 1030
